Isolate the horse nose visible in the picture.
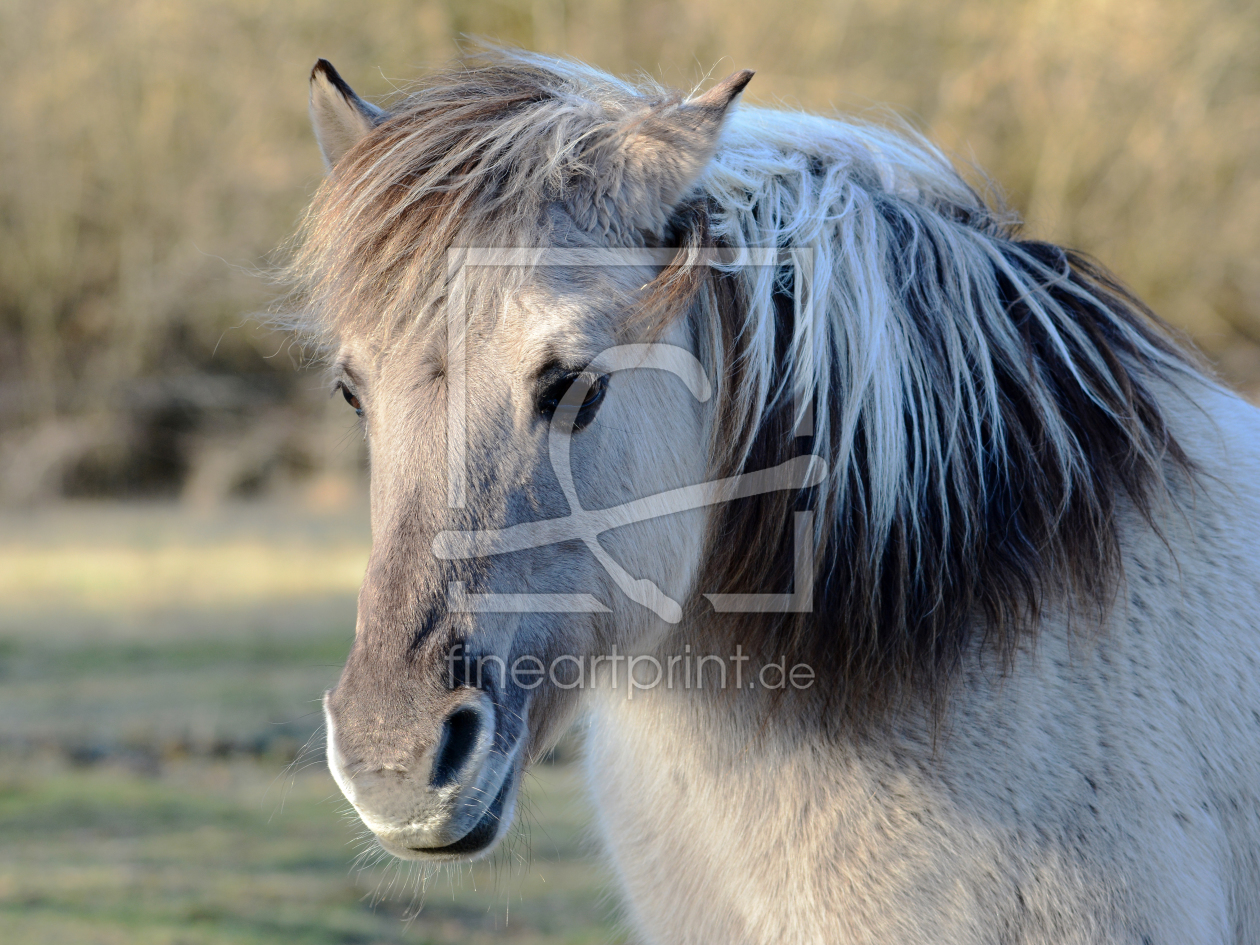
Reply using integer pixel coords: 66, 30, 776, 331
323, 689, 502, 850
430, 704, 488, 789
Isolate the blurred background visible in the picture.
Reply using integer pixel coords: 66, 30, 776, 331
0, 0, 1256, 942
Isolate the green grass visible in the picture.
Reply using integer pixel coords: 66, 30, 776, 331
0, 502, 364, 751
0, 502, 625, 944
0, 620, 348, 752
0, 756, 623, 944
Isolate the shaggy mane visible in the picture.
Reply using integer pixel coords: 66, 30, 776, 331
283, 50, 1205, 719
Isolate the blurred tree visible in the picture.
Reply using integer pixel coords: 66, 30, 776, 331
1, 0, 1256, 498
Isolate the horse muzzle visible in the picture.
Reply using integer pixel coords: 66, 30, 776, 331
323, 689, 523, 860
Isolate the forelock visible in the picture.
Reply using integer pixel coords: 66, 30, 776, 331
280, 50, 672, 353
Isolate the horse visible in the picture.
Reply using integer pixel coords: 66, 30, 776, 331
285, 49, 1260, 944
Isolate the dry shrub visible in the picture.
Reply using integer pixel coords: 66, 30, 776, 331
1, 0, 1256, 496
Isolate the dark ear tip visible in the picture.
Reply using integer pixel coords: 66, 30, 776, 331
728, 69, 755, 95
311, 58, 352, 96
693, 69, 756, 109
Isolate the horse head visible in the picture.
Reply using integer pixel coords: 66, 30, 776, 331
303, 57, 751, 859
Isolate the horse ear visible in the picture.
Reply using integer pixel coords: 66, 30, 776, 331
309, 59, 388, 171
575, 69, 754, 238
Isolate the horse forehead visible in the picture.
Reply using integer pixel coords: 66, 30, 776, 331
489, 281, 626, 368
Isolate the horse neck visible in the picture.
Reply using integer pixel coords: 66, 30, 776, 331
584, 613, 893, 765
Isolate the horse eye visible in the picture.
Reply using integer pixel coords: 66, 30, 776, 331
537, 371, 608, 432
337, 382, 364, 417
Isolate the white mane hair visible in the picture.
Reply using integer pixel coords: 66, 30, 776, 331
284, 49, 1206, 718
667, 102, 1205, 716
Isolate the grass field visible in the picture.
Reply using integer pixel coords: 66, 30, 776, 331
0, 501, 625, 944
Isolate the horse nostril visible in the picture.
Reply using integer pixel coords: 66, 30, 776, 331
430, 707, 482, 789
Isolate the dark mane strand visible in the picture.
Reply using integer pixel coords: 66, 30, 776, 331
682, 207, 1199, 724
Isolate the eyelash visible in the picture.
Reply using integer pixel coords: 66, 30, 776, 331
334, 373, 607, 427
335, 381, 363, 417
537, 370, 608, 432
